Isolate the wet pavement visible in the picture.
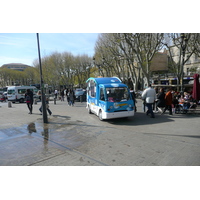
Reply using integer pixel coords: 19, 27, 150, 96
1, 99, 200, 166
0, 105, 101, 165
0, 100, 109, 166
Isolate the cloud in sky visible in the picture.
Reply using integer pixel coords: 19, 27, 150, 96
0, 33, 99, 67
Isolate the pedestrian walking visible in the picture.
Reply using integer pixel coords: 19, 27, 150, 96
39, 97, 52, 115
68, 89, 75, 106
156, 88, 166, 113
61, 89, 65, 101
142, 84, 157, 118
25, 89, 34, 114
54, 89, 58, 100
153, 87, 159, 112
162, 87, 173, 115
130, 88, 137, 112
66, 89, 70, 105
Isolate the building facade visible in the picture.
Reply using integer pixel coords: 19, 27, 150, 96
151, 47, 200, 91
1, 63, 31, 71
0, 63, 32, 87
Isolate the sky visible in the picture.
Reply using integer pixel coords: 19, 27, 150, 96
0, 33, 99, 67
1, 0, 198, 68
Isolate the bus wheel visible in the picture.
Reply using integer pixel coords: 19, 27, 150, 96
99, 110, 103, 121
88, 105, 92, 114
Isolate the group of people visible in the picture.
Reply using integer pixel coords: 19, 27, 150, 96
25, 85, 198, 118
25, 89, 52, 115
141, 84, 198, 118
25, 88, 77, 115
156, 89, 198, 114
57, 88, 76, 106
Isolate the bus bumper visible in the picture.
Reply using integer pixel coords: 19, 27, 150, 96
103, 110, 134, 119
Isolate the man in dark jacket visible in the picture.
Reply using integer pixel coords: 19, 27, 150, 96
25, 89, 34, 114
156, 88, 166, 113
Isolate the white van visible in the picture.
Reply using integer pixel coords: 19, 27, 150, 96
7, 86, 38, 103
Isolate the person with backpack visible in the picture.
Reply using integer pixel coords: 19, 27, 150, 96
25, 89, 34, 114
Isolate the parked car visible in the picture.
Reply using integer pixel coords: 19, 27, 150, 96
75, 90, 86, 102
75, 88, 83, 92
0, 94, 6, 102
3, 92, 7, 98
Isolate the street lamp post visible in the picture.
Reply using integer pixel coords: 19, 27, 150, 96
180, 33, 189, 92
36, 33, 48, 123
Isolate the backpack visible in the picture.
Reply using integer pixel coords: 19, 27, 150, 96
26, 95, 31, 103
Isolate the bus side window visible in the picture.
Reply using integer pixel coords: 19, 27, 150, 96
100, 88, 105, 101
89, 80, 96, 97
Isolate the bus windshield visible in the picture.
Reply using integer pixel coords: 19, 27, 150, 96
106, 87, 130, 102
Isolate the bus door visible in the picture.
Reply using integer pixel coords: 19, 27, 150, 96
99, 86, 106, 112
87, 80, 98, 114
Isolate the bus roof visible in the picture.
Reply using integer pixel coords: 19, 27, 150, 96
86, 77, 122, 84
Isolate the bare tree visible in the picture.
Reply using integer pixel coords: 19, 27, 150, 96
95, 33, 165, 89
164, 33, 198, 88
122, 33, 165, 87
111, 33, 141, 90
94, 33, 123, 78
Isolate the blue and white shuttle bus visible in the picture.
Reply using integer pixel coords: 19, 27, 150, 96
86, 77, 135, 120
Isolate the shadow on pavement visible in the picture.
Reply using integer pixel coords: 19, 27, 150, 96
106, 111, 199, 126
143, 132, 200, 139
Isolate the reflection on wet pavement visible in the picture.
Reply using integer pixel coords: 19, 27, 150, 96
0, 116, 103, 166
27, 123, 37, 133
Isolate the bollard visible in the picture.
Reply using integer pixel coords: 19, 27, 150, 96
80, 95, 83, 103
34, 98, 37, 104
8, 101, 12, 108
54, 98, 56, 104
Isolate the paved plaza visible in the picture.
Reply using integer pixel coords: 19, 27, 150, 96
0, 99, 200, 166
